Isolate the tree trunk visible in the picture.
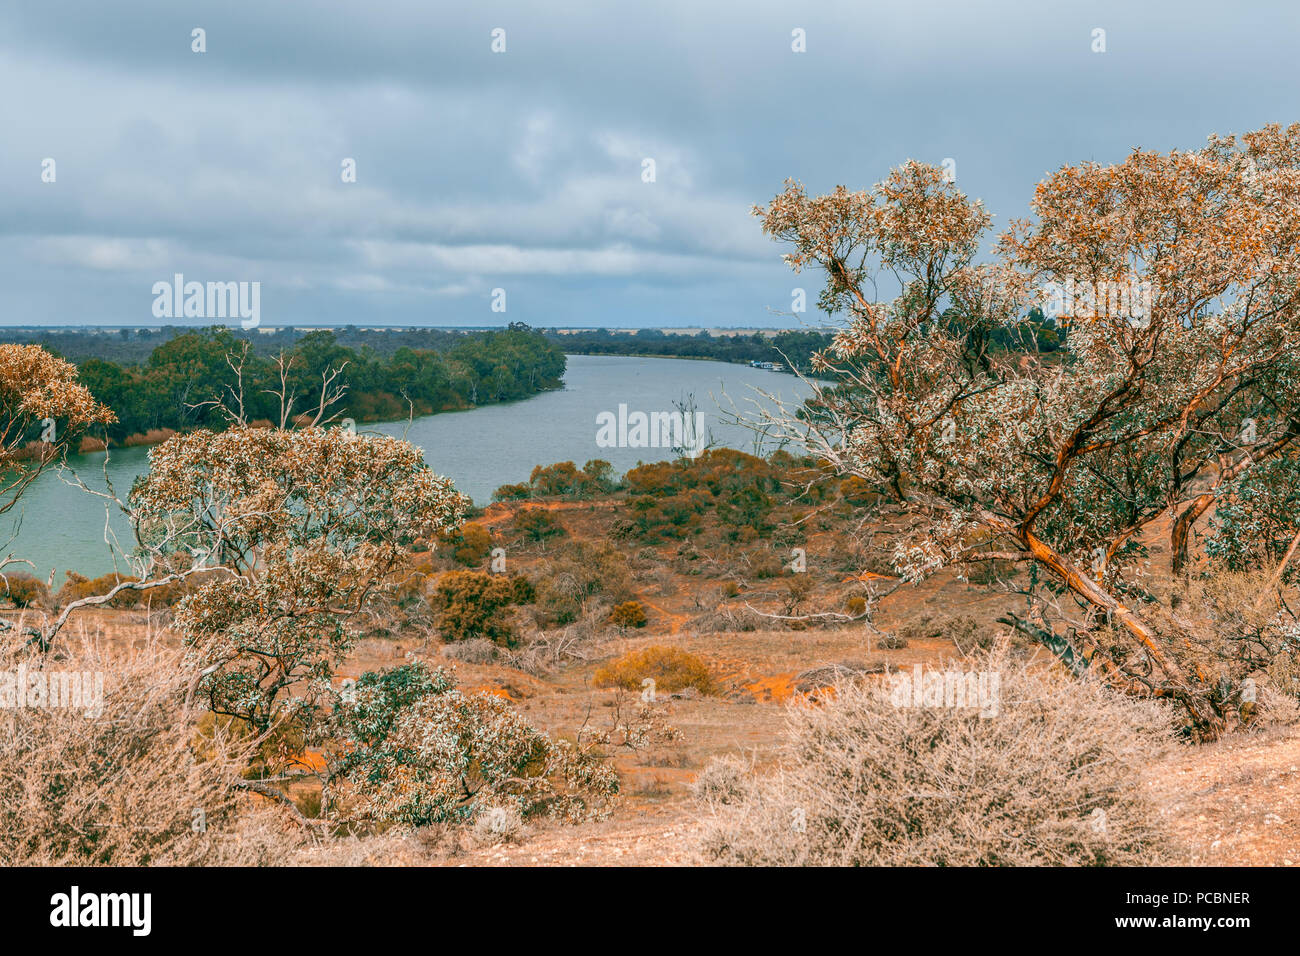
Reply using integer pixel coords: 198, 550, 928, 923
1172, 493, 1215, 574
987, 515, 1226, 739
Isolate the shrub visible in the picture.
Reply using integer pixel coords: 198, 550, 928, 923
698, 644, 1175, 866
876, 631, 908, 650
492, 482, 531, 501
451, 522, 493, 567
582, 459, 616, 492
528, 461, 594, 498
431, 570, 533, 645
594, 645, 714, 695
0, 641, 298, 865
533, 540, 633, 626
898, 613, 993, 653
441, 637, 498, 665
472, 804, 526, 845
2, 571, 50, 608
332, 661, 618, 826
123, 427, 178, 447
609, 601, 648, 629
514, 506, 564, 542
691, 755, 752, 806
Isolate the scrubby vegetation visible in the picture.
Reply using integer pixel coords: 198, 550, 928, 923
329, 661, 618, 825
594, 646, 715, 695
697, 645, 1175, 866
431, 570, 534, 645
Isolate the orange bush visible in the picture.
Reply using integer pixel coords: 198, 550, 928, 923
2, 572, 50, 608
593, 645, 713, 694
609, 601, 648, 629
56, 572, 142, 609
124, 428, 177, 447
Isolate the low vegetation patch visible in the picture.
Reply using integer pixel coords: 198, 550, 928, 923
594, 645, 715, 695
697, 644, 1175, 866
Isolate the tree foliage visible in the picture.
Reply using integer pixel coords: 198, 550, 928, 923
755, 125, 1300, 737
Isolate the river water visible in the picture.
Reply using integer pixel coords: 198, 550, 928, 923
10, 354, 815, 579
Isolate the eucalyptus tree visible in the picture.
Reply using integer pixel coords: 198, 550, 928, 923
755, 125, 1300, 738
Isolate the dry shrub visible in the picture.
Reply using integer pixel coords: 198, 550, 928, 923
442, 637, 498, 665
898, 613, 995, 653
123, 427, 177, 447
698, 644, 1176, 866
502, 613, 609, 676
2, 571, 50, 608
1258, 684, 1300, 725
693, 605, 763, 632
531, 540, 633, 626
1167, 571, 1300, 698
691, 755, 752, 806
55, 572, 143, 609
593, 645, 714, 695
472, 803, 526, 846
0, 639, 302, 865
609, 600, 648, 629
875, 631, 908, 650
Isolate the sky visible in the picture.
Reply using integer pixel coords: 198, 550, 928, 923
2, 0, 1298, 329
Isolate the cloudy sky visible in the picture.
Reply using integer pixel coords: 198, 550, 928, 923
3, 0, 1298, 329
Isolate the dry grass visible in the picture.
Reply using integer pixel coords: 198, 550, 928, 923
0, 637, 302, 865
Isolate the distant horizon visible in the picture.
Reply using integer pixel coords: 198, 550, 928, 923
0, 322, 835, 334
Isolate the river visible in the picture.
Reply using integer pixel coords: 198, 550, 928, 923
9, 354, 815, 579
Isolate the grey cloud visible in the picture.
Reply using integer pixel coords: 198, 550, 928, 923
1, 0, 1298, 327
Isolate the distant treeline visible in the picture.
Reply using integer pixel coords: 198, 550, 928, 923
542, 328, 835, 371
0, 324, 541, 366
10, 323, 565, 446
540, 314, 1063, 370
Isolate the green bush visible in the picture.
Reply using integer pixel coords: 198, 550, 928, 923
431, 570, 534, 645
333, 660, 617, 825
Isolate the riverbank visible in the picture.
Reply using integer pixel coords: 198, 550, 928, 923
4, 355, 816, 579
